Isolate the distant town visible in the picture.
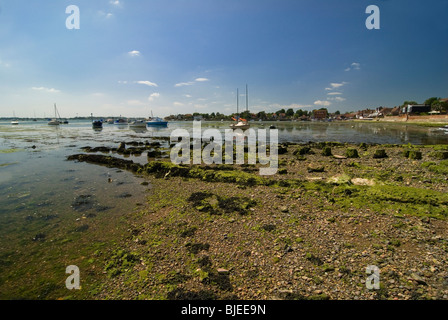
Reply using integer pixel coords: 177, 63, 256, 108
2, 97, 447, 122
165, 97, 448, 122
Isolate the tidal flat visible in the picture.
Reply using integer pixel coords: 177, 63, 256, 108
65, 141, 448, 300
1, 121, 448, 300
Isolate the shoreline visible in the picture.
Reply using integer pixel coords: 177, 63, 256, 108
2, 138, 448, 300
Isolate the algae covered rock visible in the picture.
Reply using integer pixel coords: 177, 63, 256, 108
373, 149, 388, 159
345, 148, 359, 158
322, 146, 332, 157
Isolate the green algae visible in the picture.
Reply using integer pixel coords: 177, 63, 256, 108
0, 148, 24, 154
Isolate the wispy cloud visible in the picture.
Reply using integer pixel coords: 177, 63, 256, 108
327, 97, 346, 102
325, 82, 347, 91
345, 62, 361, 72
135, 80, 158, 87
128, 50, 141, 57
314, 100, 331, 107
98, 11, 114, 19
148, 93, 160, 101
110, 0, 122, 7
175, 78, 210, 87
327, 92, 342, 95
175, 81, 195, 87
32, 87, 60, 93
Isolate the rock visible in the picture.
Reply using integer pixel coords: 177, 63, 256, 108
280, 206, 289, 213
307, 165, 325, 173
345, 148, 359, 158
217, 268, 230, 275
409, 273, 427, 286
373, 149, 388, 159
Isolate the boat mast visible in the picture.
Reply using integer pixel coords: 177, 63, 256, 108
237, 88, 239, 119
246, 84, 248, 112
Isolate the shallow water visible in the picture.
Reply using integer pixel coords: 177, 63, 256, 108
0, 119, 447, 298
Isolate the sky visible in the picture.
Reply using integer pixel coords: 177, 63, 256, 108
0, 0, 447, 118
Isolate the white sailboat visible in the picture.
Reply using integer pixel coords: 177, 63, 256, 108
11, 112, 19, 125
230, 86, 250, 130
48, 104, 61, 126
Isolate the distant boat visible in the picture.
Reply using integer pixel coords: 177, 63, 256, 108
92, 120, 103, 129
146, 111, 168, 127
114, 118, 128, 125
48, 104, 61, 126
230, 86, 250, 130
106, 118, 114, 124
11, 112, 19, 125
91, 114, 103, 129
129, 119, 146, 128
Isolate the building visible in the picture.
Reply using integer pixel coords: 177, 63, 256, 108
404, 104, 431, 114
313, 109, 328, 120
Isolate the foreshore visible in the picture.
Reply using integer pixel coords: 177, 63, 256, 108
69, 140, 448, 300
354, 114, 448, 126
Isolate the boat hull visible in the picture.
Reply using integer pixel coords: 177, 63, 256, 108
146, 122, 168, 127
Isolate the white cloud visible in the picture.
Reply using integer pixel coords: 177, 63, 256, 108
110, 0, 121, 6
128, 50, 141, 57
175, 78, 210, 87
135, 80, 158, 87
175, 81, 195, 87
327, 92, 342, 95
118, 81, 128, 84
148, 93, 160, 101
327, 97, 346, 102
173, 102, 184, 107
330, 82, 346, 89
32, 87, 60, 93
345, 62, 361, 72
314, 100, 331, 107
184, 94, 192, 98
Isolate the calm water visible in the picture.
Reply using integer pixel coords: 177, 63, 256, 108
0, 119, 447, 297
1, 120, 447, 216
1, 119, 447, 222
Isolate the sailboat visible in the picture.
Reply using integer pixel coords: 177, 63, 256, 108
48, 104, 61, 126
230, 86, 250, 130
146, 111, 168, 127
11, 112, 19, 125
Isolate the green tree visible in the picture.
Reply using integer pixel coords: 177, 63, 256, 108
276, 108, 286, 114
257, 111, 267, 120
425, 97, 440, 106
402, 100, 418, 107
286, 108, 295, 117
440, 101, 448, 113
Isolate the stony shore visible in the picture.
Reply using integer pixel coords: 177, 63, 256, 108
69, 140, 448, 300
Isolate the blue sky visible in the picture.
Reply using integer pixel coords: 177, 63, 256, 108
1, 0, 447, 118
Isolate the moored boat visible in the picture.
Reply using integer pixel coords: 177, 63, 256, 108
129, 119, 147, 127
